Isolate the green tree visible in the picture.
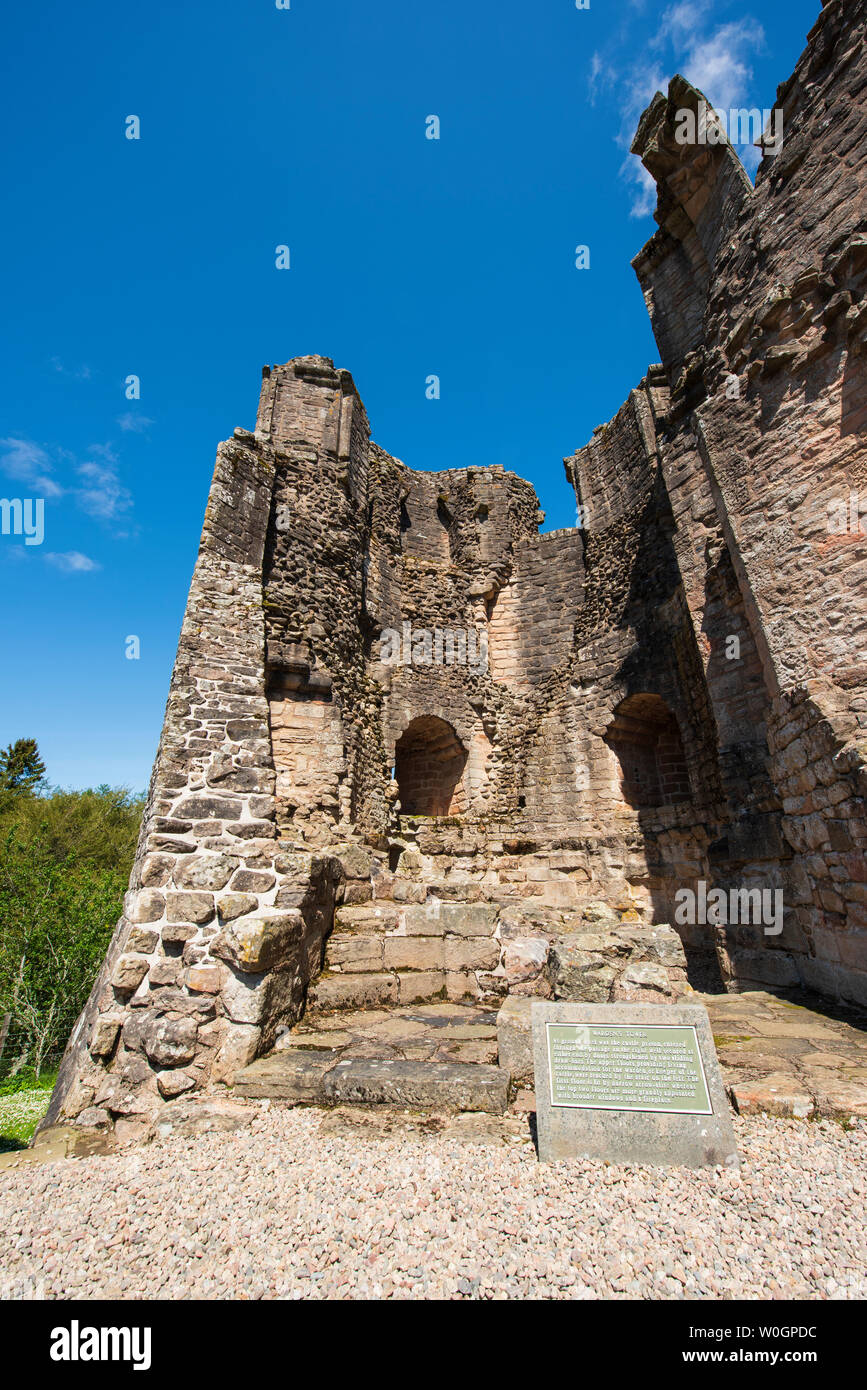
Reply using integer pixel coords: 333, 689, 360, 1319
0, 739, 46, 794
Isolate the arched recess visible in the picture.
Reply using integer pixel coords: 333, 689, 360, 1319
395, 716, 468, 816
605, 693, 690, 809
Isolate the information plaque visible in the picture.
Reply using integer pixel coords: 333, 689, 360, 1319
532, 1002, 738, 1168
546, 1022, 712, 1115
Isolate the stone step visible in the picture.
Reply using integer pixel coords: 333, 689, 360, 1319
282, 1000, 499, 1065
333, 902, 402, 933
308, 969, 448, 1010
332, 899, 499, 940
234, 1052, 510, 1113
324, 931, 500, 974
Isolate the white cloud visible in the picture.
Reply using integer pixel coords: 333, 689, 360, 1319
588, 52, 618, 107
1, 436, 134, 522
116, 412, 154, 434
76, 454, 133, 521
45, 551, 101, 573
0, 437, 64, 499
683, 19, 765, 114
49, 357, 93, 381
622, 158, 659, 219
619, 64, 670, 143
653, 0, 713, 49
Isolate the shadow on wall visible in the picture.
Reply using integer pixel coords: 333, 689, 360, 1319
395, 716, 468, 816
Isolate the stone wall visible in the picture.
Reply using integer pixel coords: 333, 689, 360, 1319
606, 0, 867, 1005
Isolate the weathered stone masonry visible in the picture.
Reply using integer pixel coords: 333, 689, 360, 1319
46, 0, 866, 1132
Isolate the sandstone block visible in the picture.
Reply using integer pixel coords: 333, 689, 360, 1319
392, 880, 426, 903
175, 795, 241, 820
332, 843, 372, 880
581, 901, 621, 928
309, 973, 398, 1010
322, 1058, 510, 1114
496, 995, 534, 1084
126, 927, 160, 954
186, 963, 223, 994
220, 968, 270, 1025
157, 1070, 197, 1099
444, 937, 500, 972
129, 889, 165, 924
384, 937, 444, 970
547, 941, 617, 1002
153, 1096, 253, 1139
614, 961, 673, 1000
731, 1073, 815, 1120
439, 902, 499, 937
225, 820, 275, 840
401, 902, 447, 936
230, 868, 276, 893
174, 854, 238, 891
89, 1015, 123, 1058
142, 1016, 199, 1068
502, 937, 548, 984
334, 903, 401, 932
166, 891, 215, 924
446, 970, 482, 1001
217, 892, 259, 922
140, 854, 174, 887
111, 954, 150, 993
327, 935, 384, 971
161, 921, 198, 944
149, 989, 216, 1019
342, 880, 373, 904
398, 970, 446, 1002
149, 958, 183, 987
211, 910, 303, 973
233, 1049, 335, 1101
208, 766, 273, 794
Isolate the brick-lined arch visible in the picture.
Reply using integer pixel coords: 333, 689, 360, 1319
395, 716, 468, 816
605, 693, 690, 808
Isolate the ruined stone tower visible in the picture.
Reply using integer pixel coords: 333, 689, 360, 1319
47, 0, 867, 1134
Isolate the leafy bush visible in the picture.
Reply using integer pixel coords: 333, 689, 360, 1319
0, 783, 144, 872
0, 768, 144, 1078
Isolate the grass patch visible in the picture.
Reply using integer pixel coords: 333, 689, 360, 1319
0, 1069, 56, 1152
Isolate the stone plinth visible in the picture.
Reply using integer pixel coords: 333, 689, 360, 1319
532, 1001, 738, 1168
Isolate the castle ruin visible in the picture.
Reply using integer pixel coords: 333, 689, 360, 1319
46, 0, 867, 1134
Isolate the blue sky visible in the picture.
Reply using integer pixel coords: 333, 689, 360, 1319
0, 0, 819, 792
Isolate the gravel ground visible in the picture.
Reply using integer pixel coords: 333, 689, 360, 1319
1, 1106, 865, 1300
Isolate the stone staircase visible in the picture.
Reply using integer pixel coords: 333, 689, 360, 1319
232, 825, 690, 1115
233, 1001, 509, 1112
233, 854, 513, 1111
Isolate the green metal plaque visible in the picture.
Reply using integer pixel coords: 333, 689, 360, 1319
546, 1021, 712, 1115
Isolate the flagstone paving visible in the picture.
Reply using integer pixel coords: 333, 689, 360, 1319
699, 990, 867, 1121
